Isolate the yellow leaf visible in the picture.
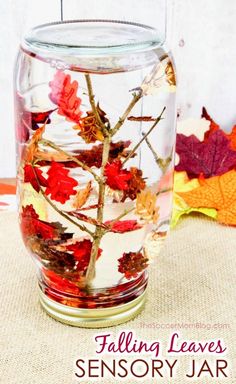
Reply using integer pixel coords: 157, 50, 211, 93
171, 171, 217, 227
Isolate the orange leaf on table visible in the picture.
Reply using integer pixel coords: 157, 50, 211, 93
201, 107, 220, 139
227, 125, 236, 151
178, 170, 236, 226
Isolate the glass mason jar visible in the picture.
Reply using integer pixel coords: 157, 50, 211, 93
14, 2, 177, 327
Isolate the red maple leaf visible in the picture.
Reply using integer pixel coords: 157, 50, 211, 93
30, 110, 54, 130
15, 93, 53, 142
67, 240, 102, 272
118, 251, 148, 279
122, 167, 146, 201
49, 70, 82, 123
24, 164, 48, 192
201, 107, 220, 139
104, 220, 142, 233
176, 129, 236, 178
36, 141, 132, 169
45, 161, 78, 204
104, 160, 132, 190
21, 205, 60, 239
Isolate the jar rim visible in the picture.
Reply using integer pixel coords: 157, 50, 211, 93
22, 19, 163, 57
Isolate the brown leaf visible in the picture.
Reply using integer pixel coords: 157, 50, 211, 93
25, 124, 45, 162
73, 181, 92, 209
128, 116, 156, 122
165, 61, 176, 86
67, 211, 107, 228
135, 189, 159, 224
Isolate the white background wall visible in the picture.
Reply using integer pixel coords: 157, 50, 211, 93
1, 0, 236, 177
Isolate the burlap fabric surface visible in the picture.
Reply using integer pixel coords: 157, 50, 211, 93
0, 212, 235, 384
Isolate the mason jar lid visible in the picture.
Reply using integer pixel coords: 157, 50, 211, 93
22, 19, 163, 55
21, 20, 164, 73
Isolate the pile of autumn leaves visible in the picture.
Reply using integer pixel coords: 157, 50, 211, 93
173, 108, 236, 227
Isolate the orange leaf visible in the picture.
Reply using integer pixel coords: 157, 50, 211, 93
179, 170, 236, 226
25, 124, 45, 162
73, 181, 92, 209
227, 125, 236, 151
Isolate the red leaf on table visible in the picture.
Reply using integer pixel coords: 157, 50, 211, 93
67, 240, 102, 272
104, 160, 132, 191
45, 161, 78, 204
24, 164, 48, 192
49, 70, 82, 123
176, 130, 236, 178
201, 107, 220, 139
104, 220, 142, 233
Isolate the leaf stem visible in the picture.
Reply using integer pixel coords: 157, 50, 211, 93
144, 135, 172, 172
85, 135, 111, 284
111, 91, 143, 136
122, 107, 166, 165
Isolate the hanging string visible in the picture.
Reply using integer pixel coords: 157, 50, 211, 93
60, 0, 64, 21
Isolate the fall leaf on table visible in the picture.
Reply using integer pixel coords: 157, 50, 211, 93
135, 189, 159, 224
49, 70, 82, 123
176, 129, 236, 179
73, 181, 92, 209
178, 170, 236, 226
177, 117, 211, 141
141, 56, 176, 96
171, 171, 217, 228
118, 251, 148, 279
45, 161, 78, 204
227, 125, 236, 151
201, 107, 220, 139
